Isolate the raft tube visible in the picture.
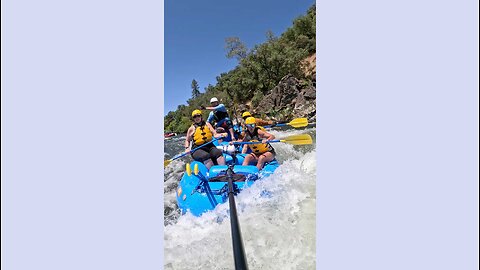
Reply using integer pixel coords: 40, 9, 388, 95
175, 153, 279, 216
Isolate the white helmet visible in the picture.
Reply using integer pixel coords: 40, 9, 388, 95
210, 97, 219, 103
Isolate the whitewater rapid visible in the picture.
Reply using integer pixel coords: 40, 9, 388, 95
164, 128, 316, 269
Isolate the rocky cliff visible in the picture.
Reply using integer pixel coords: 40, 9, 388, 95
234, 53, 316, 123
253, 74, 316, 123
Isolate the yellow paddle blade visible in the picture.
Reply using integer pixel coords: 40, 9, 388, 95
280, 134, 313, 145
164, 159, 172, 167
287, 118, 308, 128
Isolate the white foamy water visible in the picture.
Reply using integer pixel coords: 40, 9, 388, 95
164, 128, 316, 269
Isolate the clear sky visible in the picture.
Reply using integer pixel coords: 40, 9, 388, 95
164, 0, 315, 115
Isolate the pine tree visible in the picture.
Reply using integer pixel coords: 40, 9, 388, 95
191, 79, 200, 99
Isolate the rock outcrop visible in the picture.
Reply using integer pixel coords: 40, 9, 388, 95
301, 53, 316, 80
254, 74, 316, 122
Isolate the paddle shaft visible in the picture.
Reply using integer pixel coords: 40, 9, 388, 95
233, 134, 312, 146
233, 140, 282, 145
263, 118, 309, 129
264, 123, 286, 128
226, 166, 249, 270
232, 102, 241, 130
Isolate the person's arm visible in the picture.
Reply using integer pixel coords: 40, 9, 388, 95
228, 127, 235, 139
255, 118, 273, 126
205, 104, 225, 111
239, 132, 248, 153
256, 118, 270, 126
184, 127, 193, 152
206, 112, 215, 124
258, 129, 275, 143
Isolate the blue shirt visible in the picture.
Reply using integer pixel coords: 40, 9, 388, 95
207, 104, 227, 123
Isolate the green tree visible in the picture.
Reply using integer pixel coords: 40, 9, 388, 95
191, 79, 200, 99
225, 37, 247, 61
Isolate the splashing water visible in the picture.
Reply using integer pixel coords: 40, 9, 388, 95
164, 128, 316, 269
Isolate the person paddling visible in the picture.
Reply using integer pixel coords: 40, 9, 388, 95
237, 117, 276, 170
241, 111, 275, 128
185, 109, 227, 169
236, 112, 275, 140
203, 97, 236, 141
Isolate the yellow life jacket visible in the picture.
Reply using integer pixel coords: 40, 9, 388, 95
192, 122, 213, 146
245, 127, 271, 155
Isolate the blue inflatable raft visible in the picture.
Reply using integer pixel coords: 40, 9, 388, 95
175, 151, 279, 217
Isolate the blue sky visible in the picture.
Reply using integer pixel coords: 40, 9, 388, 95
164, 0, 315, 114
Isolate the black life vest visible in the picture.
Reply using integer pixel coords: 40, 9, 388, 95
213, 110, 229, 122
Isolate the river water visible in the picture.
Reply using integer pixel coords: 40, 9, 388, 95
164, 127, 316, 269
